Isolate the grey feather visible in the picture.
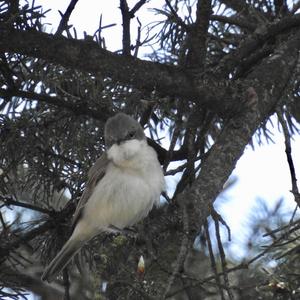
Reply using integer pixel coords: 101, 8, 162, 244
41, 237, 83, 282
72, 153, 108, 227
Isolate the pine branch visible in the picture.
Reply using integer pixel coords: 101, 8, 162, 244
55, 0, 79, 35
0, 195, 52, 215
277, 110, 300, 207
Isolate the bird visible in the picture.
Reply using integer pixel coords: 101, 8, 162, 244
41, 113, 165, 282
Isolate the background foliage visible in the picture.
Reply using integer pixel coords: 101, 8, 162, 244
1, 0, 300, 299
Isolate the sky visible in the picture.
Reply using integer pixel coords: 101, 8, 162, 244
35, 0, 163, 53
21, 0, 300, 255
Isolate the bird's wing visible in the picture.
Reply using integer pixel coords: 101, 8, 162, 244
72, 152, 109, 227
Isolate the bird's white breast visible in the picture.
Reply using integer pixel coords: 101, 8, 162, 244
81, 139, 164, 234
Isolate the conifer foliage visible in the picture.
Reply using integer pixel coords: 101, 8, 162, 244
0, 0, 300, 299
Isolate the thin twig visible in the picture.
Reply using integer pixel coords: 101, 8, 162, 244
277, 109, 300, 207
275, 243, 300, 260
204, 220, 225, 300
163, 126, 181, 172
63, 268, 70, 300
0, 195, 53, 215
214, 219, 234, 300
55, 0, 79, 35
211, 209, 231, 242
163, 107, 184, 172
263, 219, 300, 237
36, 146, 81, 167
133, 17, 142, 57
168, 218, 300, 298
1, 202, 75, 253
165, 0, 187, 29
167, 245, 273, 298
113, 279, 156, 300
210, 14, 255, 31
0, 210, 7, 229
290, 203, 299, 224
139, 101, 154, 127
291, 0, 300, 14
0, 88, 110, 122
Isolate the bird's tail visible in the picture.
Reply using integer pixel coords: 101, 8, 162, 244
41, 237, 83, 282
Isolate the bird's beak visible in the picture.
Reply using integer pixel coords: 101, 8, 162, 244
116, 138, 126, 145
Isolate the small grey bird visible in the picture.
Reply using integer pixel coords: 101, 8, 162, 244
41, 113, 165, 282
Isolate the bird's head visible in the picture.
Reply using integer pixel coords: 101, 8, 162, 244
105, 113, 146, 164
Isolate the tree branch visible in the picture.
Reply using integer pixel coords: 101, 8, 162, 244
1, 265, 64, 299
220, 0, 253, 15
1, 22, 299, 117
0, 87, 110, 122
55, 0, 79, 35
165, 0, 187, 29
0, 203, 75, 255
0, 25, 196, 99
0, 195, 52, 215
179, 31, 300, 238
120, 0, 131, 55
205, 220, 225, 299
120, 0, 148, 55
186, 0, 212, 69
215, 14, 300, 78
210, 14, 256, 31
0, 26, 252, 116
163, 205, 190, 298
277, 110, 300, 206
130, 0, 147, 16
0, 87, 189, 164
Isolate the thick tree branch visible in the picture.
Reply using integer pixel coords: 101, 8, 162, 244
195, 0, 212, 64
163, 205, 190, 298
0, 25, 256, 116
186, 0, 212, 69
0, 25, 196, 99
180, 31, 300, 237
1, 22, 299, 116
215, 14, 300, 78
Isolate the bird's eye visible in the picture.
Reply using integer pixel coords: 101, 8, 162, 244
128, 131, 135, 138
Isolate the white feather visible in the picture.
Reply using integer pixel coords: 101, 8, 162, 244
72, 139, 165, 239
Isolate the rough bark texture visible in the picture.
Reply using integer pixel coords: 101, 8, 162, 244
0, 26, 195, 99
184, 31, 300, 236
